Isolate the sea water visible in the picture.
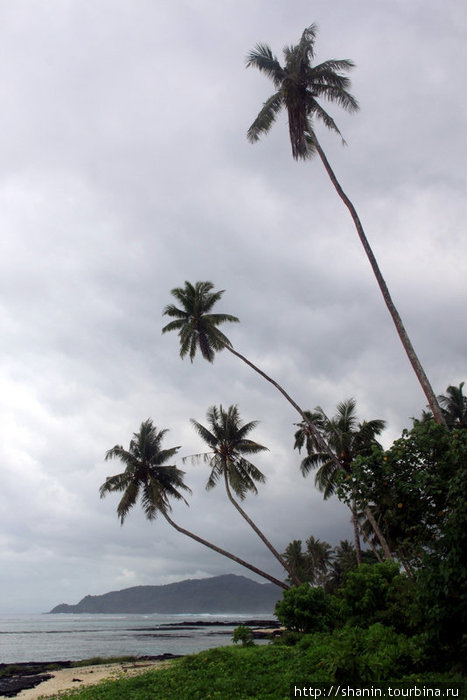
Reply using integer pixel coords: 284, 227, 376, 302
0, 613, 276, 664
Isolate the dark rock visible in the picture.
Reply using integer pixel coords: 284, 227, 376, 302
0, 673, 54, 698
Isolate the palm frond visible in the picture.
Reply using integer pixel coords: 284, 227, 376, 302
116, 482, 140, 524
307, 100, 344, 140
182, 451, 213, 465
99, 472, 131, 498
190, 418, 218, 448
300, 452, 328, 477
315, 460, 340, 498
206, 462, 223, 491
247, 91, 283, 143
245, 44, 284, 88
236, 438, 268, 456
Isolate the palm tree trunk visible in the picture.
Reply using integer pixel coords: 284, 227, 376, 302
358, 520, 383, 563
223, 472, 302, 586
397, 548, 415, 579
363, 505, 392, 560
162, 511, 289, 590
311, 135, 445, 426
225, 343, 392, 556
225, 344, 337, 460
350, 501, 363, 565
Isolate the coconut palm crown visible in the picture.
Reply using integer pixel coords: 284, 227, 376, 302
190, 404, 268, 500
294, 398, 385, 497
100, 419, 189, 523
246, 23, 358, 160
438, 382, 467, 428
162, 281, 239, 363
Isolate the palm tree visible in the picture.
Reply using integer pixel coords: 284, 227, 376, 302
189, 404, 301, 586
305, 535, 333, 586
294, 399, 391, 561
438, 382, 467, 428
246, 24, 445, 425
99, 419, 288, 590
282, 540, 309, 584
162, 281, 338, 470
326, 539, 370, 591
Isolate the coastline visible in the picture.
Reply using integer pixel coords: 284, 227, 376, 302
6, 658, 177, 699
0, 621, 282, 698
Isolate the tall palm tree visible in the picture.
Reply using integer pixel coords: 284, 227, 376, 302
189, 404, 301, 586
162, 281, 338, 470
438, 382, 467, 428
246, 24, 445, 425
294, 399, 390, 561
99, 419, 288, 590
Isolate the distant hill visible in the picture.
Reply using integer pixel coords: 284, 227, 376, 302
49, 574, 282, 614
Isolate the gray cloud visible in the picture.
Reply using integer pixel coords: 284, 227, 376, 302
0, 0, 465, 613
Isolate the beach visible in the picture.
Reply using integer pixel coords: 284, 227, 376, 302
9, 658, 174, 699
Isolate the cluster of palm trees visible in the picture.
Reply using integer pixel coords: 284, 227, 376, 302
293, 399, 387, 564
100, 272, 388, 588
99, 24, 455, 590
100, 270, 464, 586
282, 538, 377, 590
100, 416, 289, 590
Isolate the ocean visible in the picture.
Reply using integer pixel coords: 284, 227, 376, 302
0, 613, 276, 664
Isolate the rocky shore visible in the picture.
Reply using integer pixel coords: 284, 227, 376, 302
0, 655, 180, 698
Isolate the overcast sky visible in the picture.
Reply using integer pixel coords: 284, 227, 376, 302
0, 0, 466, 614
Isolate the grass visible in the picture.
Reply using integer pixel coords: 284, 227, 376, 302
36, 640, 465, 700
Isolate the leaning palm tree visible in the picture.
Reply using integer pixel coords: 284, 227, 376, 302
246, 24, 445, 425
189, 404, 301, 586
162, 281, 335, 467
100, 419, 288, 590
294, 399, 390, 561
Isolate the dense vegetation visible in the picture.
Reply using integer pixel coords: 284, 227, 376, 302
40, 639, 463, 700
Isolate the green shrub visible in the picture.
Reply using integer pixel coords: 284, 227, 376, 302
339, 561, 402, 627
315, 624, 427, 683
232, 624, 255, 646
275, 583, 338, 633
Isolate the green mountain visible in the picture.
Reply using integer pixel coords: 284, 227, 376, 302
49, 574, 282, 614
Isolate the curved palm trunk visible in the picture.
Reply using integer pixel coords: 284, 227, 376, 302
311, 135, 445, 426
223, 472, 302, 586
363, 505, 392, 560
225, 345, 333, 459
350, 502, 363, 565
162, 511, 289, 590
225, 343, 393, 559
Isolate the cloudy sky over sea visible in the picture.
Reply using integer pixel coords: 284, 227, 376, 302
1, 1, 466, 614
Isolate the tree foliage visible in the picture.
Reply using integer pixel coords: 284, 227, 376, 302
340, 419, 466, 565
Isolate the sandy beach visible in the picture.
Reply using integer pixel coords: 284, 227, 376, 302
13, 659, 174, 699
